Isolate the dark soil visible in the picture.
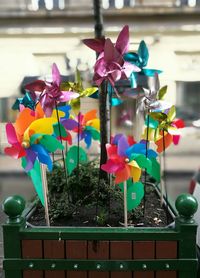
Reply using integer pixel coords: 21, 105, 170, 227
28, 185, 174, 228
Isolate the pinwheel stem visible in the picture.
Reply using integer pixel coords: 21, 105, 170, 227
55, 103, 69, 199
77, 113, 80, 182
143, 113, 150, 216
123, 181, 128, 228
162, 129, 169, 224
40, 164, 50, 226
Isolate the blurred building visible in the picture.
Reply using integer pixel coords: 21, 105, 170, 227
0, 0, 200, 126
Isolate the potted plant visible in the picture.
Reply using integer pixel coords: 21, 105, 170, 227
2, 25, 199, 278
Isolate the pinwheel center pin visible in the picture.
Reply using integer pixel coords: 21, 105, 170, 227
21, 140, 30, 149
125, 158, 129, 163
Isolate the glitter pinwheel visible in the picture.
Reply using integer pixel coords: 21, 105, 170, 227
4, 105, 64, 172
25, 63, 79, 116
73, 109, 100, 149
12, 92, 36, 111
83, 25, 140, 88
134, 74, 172, 114
124, 40, 162, 78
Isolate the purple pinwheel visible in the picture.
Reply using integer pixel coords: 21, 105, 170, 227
25, 63, 79, 116
83, 25, 140, 87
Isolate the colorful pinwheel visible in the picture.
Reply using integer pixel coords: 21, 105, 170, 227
4, 105, 64, 171
73, 110, 100, 149
83, 25, 140, 87
147, 106, 185, 153
25, 63, 79, 116
101, 135, 141, 184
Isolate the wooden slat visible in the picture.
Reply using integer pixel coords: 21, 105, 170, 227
22, 240, 43, 258
66, 240, 87, 278
134, 241, 155, 278
133, 241, 155, 259
43, 240, 65, 278
156, 241, 177, 278
156, 271, 177, 278
88, 241, 109, 278
22, 240, 43, 278
23, 270, 43, 278
156, 241, 177, 259
134, 272, 154, 278
110, 241, 132, 278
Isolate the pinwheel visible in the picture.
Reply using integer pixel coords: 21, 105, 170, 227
101, 135, 143, 226
51, 105, 77, 145
61, 69, 98, 114
148, 106, 185, 153
126, 141, 160, 182
135, 74, 172, 113
101, 135, 141, 184
73, 110, 100, 149
124, 40, 162, 77
25, 63, 79, 116
83, 25, 140, 88
12, 92, 36, 111
4, 105, 64, 171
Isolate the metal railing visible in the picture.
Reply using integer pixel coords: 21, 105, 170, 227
2, 194, 199, 278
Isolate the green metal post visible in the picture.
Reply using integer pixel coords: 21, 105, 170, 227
2, 195, 26, 278
175, 193, 198, 278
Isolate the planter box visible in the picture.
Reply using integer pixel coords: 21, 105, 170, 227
2, 194, 198, 278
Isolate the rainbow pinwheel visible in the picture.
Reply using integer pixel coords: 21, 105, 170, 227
25, 63, 79, 116
146, 106, 185, 153
73, 110, 100, 149
101, 135, 141, 184
51, 105, 77, 145
4, 104, 64, 171
83, 25, 140, 87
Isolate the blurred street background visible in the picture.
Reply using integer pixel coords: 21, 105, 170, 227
0, 0, 200, 277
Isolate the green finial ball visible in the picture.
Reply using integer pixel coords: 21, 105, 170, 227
2, 195, 25, 218
175, 193, 198, 218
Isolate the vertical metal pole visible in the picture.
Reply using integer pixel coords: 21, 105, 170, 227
93, 0, 104, 39
93, 1, 109, 181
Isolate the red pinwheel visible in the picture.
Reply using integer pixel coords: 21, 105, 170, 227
101, 135, 141, 184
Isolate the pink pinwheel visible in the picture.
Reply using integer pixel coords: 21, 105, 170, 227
101, 135, 141, 184
25, 63, 79, 116
83, 26, 140, 87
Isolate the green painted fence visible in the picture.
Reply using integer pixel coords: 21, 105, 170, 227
2, 194, 199, 278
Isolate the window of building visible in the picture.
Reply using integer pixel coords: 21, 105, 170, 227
176, 81, 200, 124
